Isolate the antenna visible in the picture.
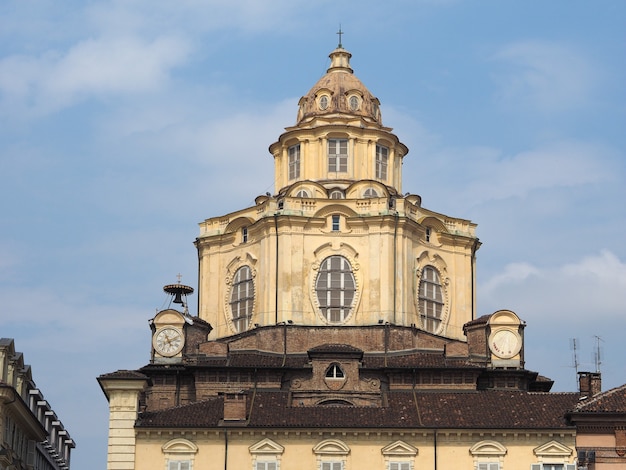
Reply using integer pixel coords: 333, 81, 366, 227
594, 335, 603, 373
570, 338, 579, 374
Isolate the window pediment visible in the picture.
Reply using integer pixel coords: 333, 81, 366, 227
162, 438, 198, 455
533, 440, 573, 458
469, 440, 507, 457
313, 439, 350, 456
249, 438, 285, 455
381, 440, 418, 457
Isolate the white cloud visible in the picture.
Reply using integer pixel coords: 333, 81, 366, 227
480, 250, 626, 324
0, 35, 191, 117
409, 139, 616, 210
462, 140, 613, 203
491, 40, 598, 113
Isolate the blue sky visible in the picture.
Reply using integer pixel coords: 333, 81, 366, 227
1, 1, 625, 467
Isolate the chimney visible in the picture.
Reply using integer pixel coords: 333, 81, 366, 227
578, 371, 601, 398
223, 392, 247, 421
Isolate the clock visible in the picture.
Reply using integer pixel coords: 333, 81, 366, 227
153, 326, 184, 357
489, 329, 521, 359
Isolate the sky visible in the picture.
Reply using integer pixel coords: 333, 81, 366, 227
0, 1, 624, 468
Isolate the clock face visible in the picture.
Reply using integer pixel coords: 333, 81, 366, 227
489, 329, 521, 359
153, 326, 184, 357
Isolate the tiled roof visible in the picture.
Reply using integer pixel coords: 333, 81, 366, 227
136, 390, 578, 430
308, 344, 363, 354
98, 370, 150, 380
573, 383, 626, 412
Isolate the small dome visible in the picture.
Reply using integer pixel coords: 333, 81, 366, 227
297, 47, 382, 125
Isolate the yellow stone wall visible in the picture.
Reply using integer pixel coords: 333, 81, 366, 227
196, 193, 478, 341
133, 430, 576, 470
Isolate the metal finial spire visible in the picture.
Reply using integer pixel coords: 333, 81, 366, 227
337, 26, 344, 48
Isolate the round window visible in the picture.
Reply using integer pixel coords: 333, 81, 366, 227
319, 95, 329, 110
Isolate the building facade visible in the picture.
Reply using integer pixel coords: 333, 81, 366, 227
0, 338, 75, 470
566, 373, 626, 469
99, 45, 582, 470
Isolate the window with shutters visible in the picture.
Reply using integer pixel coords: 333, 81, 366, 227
418, 266, 443, 333
249, 437, 284, 470
313, 439, 350, 470
256, 462, 278, 470
162, 438, 197, 470
328, 139, 348, 173
376, 144, 388, 180
230, 266, 254, 332
389, 462, 411, 470
315, 256, 356, 323
470, 440, 506, 470
321, 462, 343, 470
477, 463, 500, 470
288, 144, 301, 180
168, 461, 191, 470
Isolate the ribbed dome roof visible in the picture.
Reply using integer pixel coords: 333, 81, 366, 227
296, 47, 382, 125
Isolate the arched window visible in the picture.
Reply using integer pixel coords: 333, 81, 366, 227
363, 188, 379, 198
296, 189, 310, 198
326, 363, 344, 378
230, 266, 254, 332
315, 256, 356, 323
419, 266, 443, 333
329, 189, 345, 199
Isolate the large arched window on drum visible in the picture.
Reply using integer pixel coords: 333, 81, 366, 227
230, 266, 254, 332
419, 265, 443, 333
315, 256, 356, 323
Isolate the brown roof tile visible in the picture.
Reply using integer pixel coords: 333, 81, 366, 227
573, 383, 626, 412
136, 390, 578, 430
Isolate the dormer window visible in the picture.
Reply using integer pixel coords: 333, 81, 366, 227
326, 363, 344, 379
329, 189, 345, 199
328, 139, 348, 173
363, 188, 379, 198
296, 189, 310, 198
348, 95, 360, 111
288, 144, 301, 180
319, 95, 330, 110
376, 145, 388, 180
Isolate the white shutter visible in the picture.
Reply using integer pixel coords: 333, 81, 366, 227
180, 462, 190, 470
478, 464, 500, 470
390, 464, 399, 470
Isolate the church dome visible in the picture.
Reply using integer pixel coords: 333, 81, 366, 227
296, 47, 382, 125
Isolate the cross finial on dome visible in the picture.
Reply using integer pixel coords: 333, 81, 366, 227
336, 26, 344, 48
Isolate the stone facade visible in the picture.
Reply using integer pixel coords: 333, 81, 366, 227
0, 338, 75, 470
99, 45, 583, 470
